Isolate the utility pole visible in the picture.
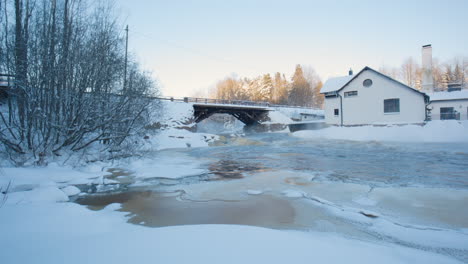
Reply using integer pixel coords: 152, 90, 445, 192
123, 25, 129, 93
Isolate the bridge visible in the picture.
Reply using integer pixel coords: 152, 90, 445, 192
193, 103, 270, 125
152, 96, 321, 126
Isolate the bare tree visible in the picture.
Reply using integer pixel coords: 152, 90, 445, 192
400, 57, 421, 89
0, 0, 159, 165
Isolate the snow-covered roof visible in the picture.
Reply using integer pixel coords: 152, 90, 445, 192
320, 75, 354, 93
320, 67, 427, 98
428, 90, 468, 101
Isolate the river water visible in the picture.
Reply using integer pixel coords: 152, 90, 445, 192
76, 132, 468, 261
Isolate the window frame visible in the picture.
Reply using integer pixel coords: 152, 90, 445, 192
344, 91, 358, 97
383, 98, 400, 114
363, 79, 373, 87
334, 108, 339, 116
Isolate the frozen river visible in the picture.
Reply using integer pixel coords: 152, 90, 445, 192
190, 132, 468, 188
77, 132, 468, 262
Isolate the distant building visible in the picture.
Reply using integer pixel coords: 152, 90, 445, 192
321, 67, 429, 126
420, 45, 468, 120
427, 90, 468, 120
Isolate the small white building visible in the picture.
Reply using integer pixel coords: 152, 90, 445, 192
321, 67, 429, 126
428, 90, 468, 120
420, 45, 468, 121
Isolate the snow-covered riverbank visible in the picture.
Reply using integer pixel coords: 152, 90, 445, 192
293, 120, 468, 142
2, 103, 468, 264
1, 201, 462, 264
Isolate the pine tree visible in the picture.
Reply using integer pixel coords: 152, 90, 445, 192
289, 64, 312, 106
273, 72, 289, 105
260, 73, 274, 102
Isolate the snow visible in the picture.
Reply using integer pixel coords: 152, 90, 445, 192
265, 110, 292, 124
293, 121, 468, 142
1, 100, 467, 263
126, 152, 207, 180
148, 100, 194, 128
281, 189, 306, 198
274, 106, 324, 119
320, 74, 354, 93
0, 163, 102, 192
144, 128, 218, 151
246, 189, 264, 195
61, 186, 81, 196
428, 90, 468, 101
0, 202, 462, 264
6, 186, 69, 204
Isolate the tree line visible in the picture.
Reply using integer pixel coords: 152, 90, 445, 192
0, 0, 158, 164
380, 57, 468, 91
212, 65, 324, 108
212, 56, 468, 109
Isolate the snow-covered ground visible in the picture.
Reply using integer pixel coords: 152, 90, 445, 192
293, 120, 468, 142
0, 202, 462, 264
1, 101, 467, 263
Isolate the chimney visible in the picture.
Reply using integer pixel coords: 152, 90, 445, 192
421, 44, 434, 92
349, 68, 353, 76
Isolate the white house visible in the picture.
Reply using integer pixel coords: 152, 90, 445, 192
427, 90, 468, 120
321, 67, 429, 126
420, 45, 468, 121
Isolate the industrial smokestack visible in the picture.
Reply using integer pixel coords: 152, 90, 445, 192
421, 44, 434, 92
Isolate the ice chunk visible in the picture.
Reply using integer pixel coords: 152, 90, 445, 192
246, 189, 264, 195
61, 186, 81, 196
282, 189, 305, 198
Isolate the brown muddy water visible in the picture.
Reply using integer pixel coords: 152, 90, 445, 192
76, 190, 295, 228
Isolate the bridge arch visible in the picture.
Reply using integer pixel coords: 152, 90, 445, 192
193, 104, 270, 125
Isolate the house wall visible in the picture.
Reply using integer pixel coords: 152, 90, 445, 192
429, 100, 468, 120
324, 96, 341, 125
323, 70, 427, 125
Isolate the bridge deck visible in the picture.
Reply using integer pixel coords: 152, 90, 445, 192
192, 103, 272, 111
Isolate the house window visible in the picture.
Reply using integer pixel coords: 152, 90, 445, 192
334, 109, 339, 116
384, 98, 400, 113
363, 79, 373, 87
440, 107, 458, 120
344, 91, 358, 97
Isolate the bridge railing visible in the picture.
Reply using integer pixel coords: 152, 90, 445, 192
150, 96, 319, 109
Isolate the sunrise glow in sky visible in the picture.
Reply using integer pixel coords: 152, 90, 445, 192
115, 0, 468, 97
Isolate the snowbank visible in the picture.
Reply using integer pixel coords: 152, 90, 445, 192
147, 100, 194, 128
0, 202, 462, 264
293, 121, 468, 142
265, 110, 292, 124
0, 163, 102, 192
144, 100, 221, 151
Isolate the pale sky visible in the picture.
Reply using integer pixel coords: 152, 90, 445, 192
115, 0, 468, 97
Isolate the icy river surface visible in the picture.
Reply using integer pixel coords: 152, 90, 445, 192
77, 132, 468, 261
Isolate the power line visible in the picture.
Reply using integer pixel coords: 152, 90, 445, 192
130, 30, 262, 72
